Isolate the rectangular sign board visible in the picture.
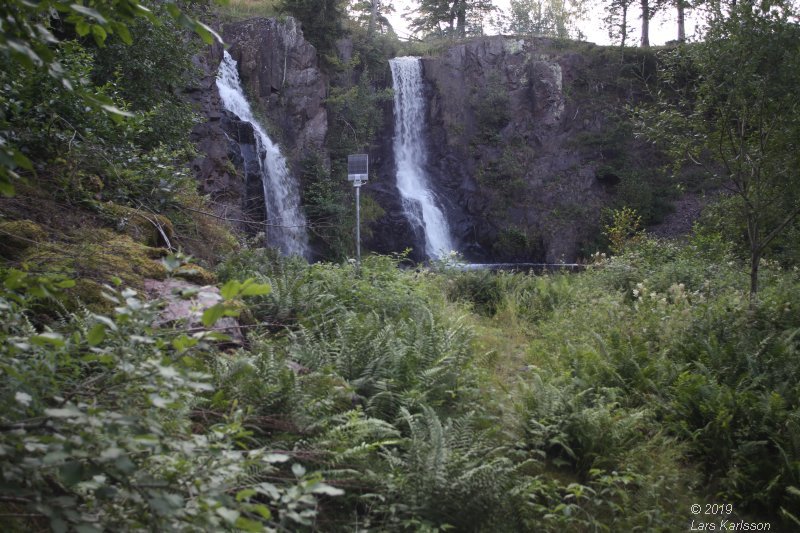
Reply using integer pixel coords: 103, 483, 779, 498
347, 154, 368, 182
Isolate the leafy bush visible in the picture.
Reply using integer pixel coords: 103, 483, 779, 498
0, 270, 341, 531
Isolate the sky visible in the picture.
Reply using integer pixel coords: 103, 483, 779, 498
385, 0, 701, 46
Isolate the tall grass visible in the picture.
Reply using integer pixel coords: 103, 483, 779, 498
217, 0, 280, 22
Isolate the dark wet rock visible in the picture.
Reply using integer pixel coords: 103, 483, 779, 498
190, 17, 326, 236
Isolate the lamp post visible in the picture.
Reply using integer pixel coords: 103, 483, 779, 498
347, 154, 368, 270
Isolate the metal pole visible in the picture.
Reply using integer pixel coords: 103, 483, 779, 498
355, 183, 361, 270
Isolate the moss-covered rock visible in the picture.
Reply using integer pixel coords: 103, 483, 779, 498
96, 202, 174, 247
21, 228, 167, 292
173, 264, 217, 285
0, 220, 47, 259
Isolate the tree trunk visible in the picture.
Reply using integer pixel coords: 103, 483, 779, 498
368, 0, 378, 35
621, 4, 628, 48
641, 0, 650, 47
677, 0, 686, 42
456, 0, 467, 37
749, 247, 761, 302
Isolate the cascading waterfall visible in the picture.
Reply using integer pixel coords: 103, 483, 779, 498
216, 50, 308, 257
390, 56, 455, 259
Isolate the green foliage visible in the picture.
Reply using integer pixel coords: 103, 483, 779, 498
6, 229, 800, 529
316, 56, 391, 258
406, 0, 496, 39
278, 0, 347, 58
471, 75, 510, 144
0, 0, 220, 196
217, 0, 281, 21
603, 206, 643, 254
0, 269, 345, 531
503, 0, 584, 39
637, 2, 800, 296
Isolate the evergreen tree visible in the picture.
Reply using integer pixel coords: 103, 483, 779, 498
406, 0, 496, 38
349, 0, 395, 35
278, 0, 347, 55
604, 0, 636, 47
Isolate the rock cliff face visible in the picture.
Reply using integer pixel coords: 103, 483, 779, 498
189, 18, 326, 234
371, 37, 665, 262
190, 21, 680, 262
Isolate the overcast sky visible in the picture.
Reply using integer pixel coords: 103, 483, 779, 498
385, 0, 701, 46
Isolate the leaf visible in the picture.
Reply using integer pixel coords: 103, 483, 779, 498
291, 463, 306, 478
45, 405, 82, 418
236, 488, 257, 502
30, 332, 65, 347
43, 451, 70, 465
234, 517, 264, 532
99, 104, 134, 118
15, 391, 33, 406
264, 453, 290, 463
215, 507, 240, 524
220, 280, 241, 300
75, 19, 90, 37
69, 4, 108, 24
12, 149, 33, 170
250, 504, 272, 520
194, 20, 223, 45
91, 24, 108, 46
256, 482, 281, 500
149, 394, 169, 408
239, 280, 271, 297
201, 303, 225, 327
310, 482, 345, 497
86, 323, 106, 346
114, 22, 132, 45
171, 335, 198, 352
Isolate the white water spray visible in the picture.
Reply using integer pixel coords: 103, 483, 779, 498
390, 56, 455, 259
216, 51, 308, 257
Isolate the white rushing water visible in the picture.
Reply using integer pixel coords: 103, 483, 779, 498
216, 51, 308, 258
390, 56, 455, 259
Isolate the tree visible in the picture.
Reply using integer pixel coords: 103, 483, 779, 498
349, 0, 395, 35
675, 0, 687, 41
505, 0, 584, 38
640, 0, 651, 46
604, 0, 637, 47
639, 1, 800, 298
406, 0, 496, 38
278, 0, 348, 55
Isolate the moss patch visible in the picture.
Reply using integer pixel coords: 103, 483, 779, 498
174, 264, 216, 285
20, 228, 167, 295
0, 220, 47, 259
96, 202, 175, 246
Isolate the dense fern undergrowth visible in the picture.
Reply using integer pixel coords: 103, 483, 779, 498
2, 237, 800, 531
2, 1, 800, 530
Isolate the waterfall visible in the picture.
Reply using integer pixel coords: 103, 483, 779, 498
216, 51, 308, 258
390, 56, 455, 259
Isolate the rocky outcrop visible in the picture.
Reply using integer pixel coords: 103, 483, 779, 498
370, 37, 666, 262
189, 17, 326, 234
223, 18, 327, 158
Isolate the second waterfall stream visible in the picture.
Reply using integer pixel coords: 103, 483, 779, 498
390, 56, 455, 259
216, 50, 308, 258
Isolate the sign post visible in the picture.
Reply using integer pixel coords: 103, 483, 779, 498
347, 154, 368, 270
